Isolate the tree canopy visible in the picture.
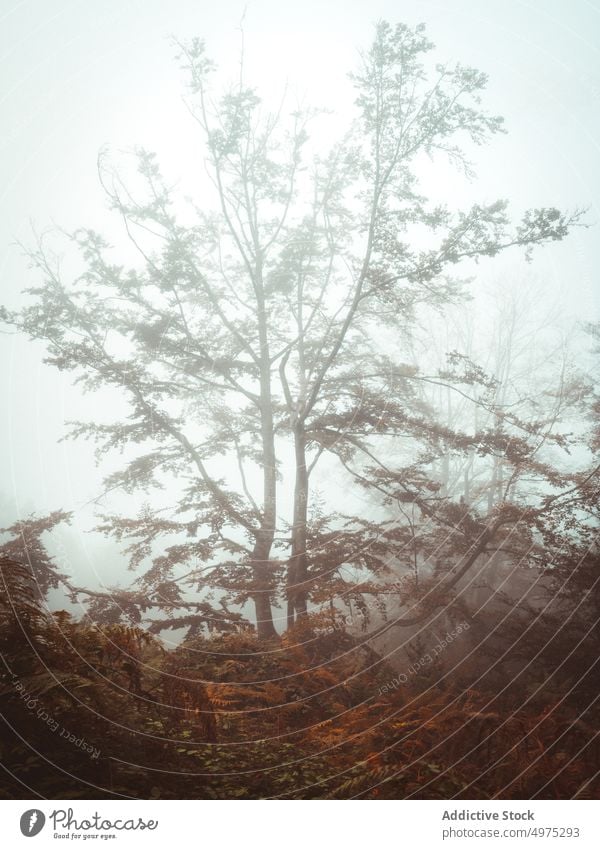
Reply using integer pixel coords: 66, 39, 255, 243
2, 21, 587, 643
0, 18, 598, 802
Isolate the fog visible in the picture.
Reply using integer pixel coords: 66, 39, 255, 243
0, 0, 598, 623
2, 1, 600, 804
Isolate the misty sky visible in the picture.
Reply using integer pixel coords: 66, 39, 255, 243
1, 0, 599, 592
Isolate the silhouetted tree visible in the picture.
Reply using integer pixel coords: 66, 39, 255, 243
1, 21, 582, 639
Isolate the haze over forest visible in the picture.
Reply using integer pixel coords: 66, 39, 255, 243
0, 0, 599, 800
1, 2, 598, 598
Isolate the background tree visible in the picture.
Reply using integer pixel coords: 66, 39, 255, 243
1, 20, 582, 640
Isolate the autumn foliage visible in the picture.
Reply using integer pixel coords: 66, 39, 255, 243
1, 552, 598, 799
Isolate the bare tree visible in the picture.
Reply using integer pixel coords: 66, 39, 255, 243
1, 20, 582, 639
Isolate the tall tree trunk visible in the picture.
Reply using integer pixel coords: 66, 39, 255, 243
252, 536, 277, 640
287, 424, 309, 628
252, 293, 278, 640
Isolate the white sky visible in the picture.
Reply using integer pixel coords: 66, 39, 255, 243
0, 0, 599, 591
